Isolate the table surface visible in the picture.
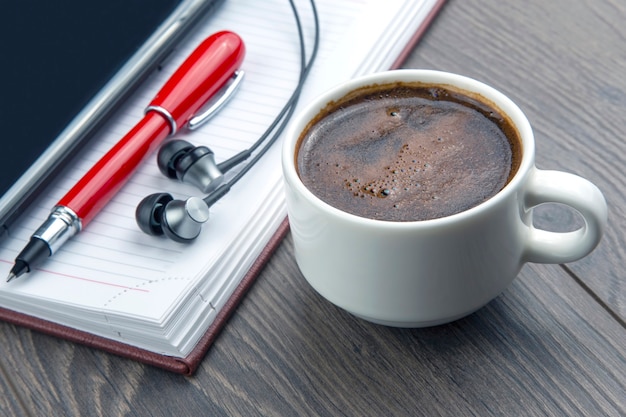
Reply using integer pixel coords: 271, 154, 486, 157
2, 0, 625, 416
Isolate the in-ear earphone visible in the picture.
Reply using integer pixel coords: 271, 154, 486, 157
156, 139, 251, 193
135, 0, 320, 243
157, 140, 224, 193
136, 180, 231, 242
135, 193, 210, 242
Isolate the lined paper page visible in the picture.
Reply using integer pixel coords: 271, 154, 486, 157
0, 0, 438, 356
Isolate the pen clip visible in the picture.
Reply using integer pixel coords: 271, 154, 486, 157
187, 70, 245, 131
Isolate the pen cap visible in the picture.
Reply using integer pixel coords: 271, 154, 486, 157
148, 31, 245, 134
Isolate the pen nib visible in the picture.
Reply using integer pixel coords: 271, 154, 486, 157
6, 259, 29, 282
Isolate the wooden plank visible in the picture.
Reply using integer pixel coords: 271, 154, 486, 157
0, 331, 31, 417
401, 0, 626, 320
1, 233, 623, 416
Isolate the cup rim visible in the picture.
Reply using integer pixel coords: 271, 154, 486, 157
282, 69, 534, 228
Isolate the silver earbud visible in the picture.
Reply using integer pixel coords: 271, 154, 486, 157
157, 140, 224, 193
135, 193, 210, 243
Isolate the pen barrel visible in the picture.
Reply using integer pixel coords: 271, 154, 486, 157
148, 31, 245, 133
58, 113, 169, 225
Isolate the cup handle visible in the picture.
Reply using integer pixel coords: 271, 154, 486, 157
522, 168, 608, 264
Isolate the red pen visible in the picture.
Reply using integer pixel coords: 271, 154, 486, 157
7, 31, 245, 281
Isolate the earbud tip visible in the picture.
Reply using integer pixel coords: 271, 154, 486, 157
135, 193, 173, 235
157, 140, 194, 179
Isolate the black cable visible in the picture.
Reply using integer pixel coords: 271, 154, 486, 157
204, 0, 320, 207
216, 0, 315, 174
246, 0, 309, 154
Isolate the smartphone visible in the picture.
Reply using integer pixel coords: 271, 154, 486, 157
0, 0, 225, 232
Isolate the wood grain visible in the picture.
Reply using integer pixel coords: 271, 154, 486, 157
0, 0, 624, 416
2, 233, 624, 416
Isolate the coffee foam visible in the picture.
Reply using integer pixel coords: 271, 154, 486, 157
297, 85, 520, 221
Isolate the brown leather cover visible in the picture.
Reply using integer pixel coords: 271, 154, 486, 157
0, 0, 446, 374
390, 0, 447, 69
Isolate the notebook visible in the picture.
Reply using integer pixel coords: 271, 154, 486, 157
0, 0, 446, 374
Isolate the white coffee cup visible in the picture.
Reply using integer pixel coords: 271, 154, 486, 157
282, 70, 607, 327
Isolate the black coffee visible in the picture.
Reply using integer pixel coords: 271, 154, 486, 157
296, 82, 522, 221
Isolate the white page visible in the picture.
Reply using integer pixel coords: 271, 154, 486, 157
0, 0, 437, 356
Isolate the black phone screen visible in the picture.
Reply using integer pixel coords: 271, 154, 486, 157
0, 0, 184, 222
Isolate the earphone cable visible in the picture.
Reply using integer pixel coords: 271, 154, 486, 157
204, 0, 320, 207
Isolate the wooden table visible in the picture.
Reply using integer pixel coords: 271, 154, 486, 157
1, 0, 624, 415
